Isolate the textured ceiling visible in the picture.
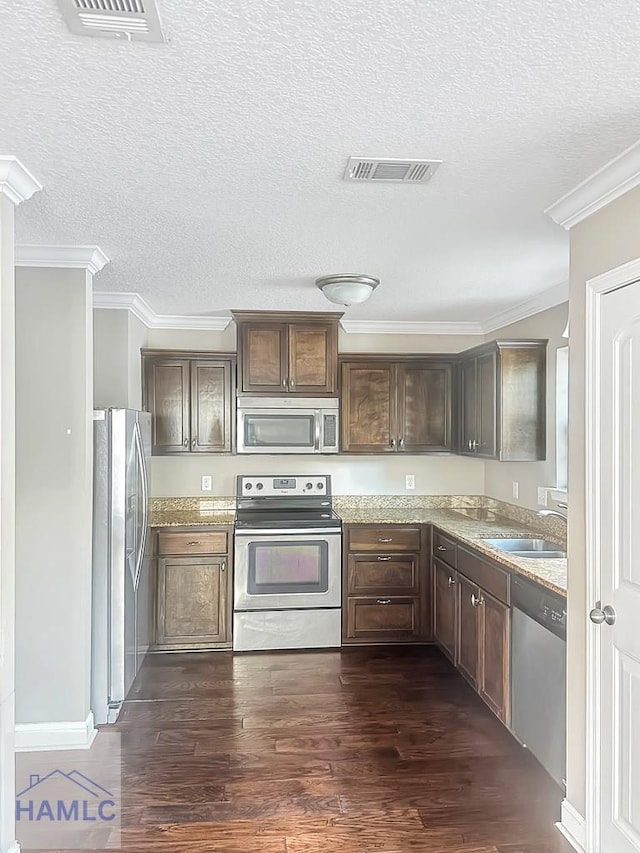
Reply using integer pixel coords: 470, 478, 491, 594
2, 0, 640, 322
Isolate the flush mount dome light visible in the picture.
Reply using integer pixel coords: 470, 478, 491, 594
316, 274, 380, 306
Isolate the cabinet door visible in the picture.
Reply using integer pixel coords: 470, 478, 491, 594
348, 553, 419, 596
288, 323, 337, 394
433, 559, 457, 662
457, 574, 480, 688
476, 350, 497, 458
479, 591, 510, 722
346, 597, 420, 641
460, 358, 477, 455
144, 358, 191, 454
397, 362, 453, 452
190, 360, 233, 453
156, 556, 230, 647
240, 324, 288, 393
341, 363, 396, 452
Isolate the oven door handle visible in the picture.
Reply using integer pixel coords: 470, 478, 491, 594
314, 410, 321, 452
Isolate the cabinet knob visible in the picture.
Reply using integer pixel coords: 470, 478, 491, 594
377, 556, 392, 561
377, 599, 391, 605
468, 439, 473, 450
437, 545, 447, 552
448, 576, 456, 586
390, 438, 396, 448
290, 378, 295, 389
399, 438, 405, 448
221, 561, 226, 572
192, 438, 197, 448
282, 378, 287, 388
183, 437, 188, 447
471, 593, 484, 607
187, 541, 200, 546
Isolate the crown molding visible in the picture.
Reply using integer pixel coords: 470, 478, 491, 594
0, 156, 42, 205
16, 244, 110, 275
93, 291, 232, 330
339, 319, 485, 335
481, 281, 569, 334
93, 284, 568, 335
545, 137, 640, 229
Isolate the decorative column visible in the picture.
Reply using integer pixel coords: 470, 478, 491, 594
0, 158, 42, 853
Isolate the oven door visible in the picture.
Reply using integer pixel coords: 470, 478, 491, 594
234, 530, 342, 610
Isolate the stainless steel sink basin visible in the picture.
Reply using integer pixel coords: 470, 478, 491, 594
482, 538, 566, 559
450, 507, 502, 521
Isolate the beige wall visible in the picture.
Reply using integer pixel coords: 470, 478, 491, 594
150, 454, 485, 497
15, 267, 94, 726
566, 185, 640, 817
94, 309, 148, 409
483, 302, 568, 510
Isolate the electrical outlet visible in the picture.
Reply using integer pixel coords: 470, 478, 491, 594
405, 474, 416, 490
201, 475, 212, 492
537, 487, 548, 507
512, 481, 520, 500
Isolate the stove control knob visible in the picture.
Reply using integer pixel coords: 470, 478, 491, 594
306, 482, 313, 490
317, 482, 324, 489
245, 483, 252, 490
256, 482, 263, 490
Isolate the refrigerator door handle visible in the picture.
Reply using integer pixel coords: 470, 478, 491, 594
133, 420, 149, 592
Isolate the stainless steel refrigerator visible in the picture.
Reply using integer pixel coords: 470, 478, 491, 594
91, 408, 152, 725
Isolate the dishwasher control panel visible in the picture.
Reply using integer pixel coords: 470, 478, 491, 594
511, 574, 567, 641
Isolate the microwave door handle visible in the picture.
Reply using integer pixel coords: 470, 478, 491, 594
314, 410, 321, 452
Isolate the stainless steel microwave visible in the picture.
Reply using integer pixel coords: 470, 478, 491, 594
237, 397, 339, 454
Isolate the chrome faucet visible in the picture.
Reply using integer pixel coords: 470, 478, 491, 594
538, 502, 568, 524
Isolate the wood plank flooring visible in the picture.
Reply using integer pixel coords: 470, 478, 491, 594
30, 646, 572, 852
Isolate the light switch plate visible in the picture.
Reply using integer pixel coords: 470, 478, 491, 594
201, 475, 212, 492
512, 481, 519, 500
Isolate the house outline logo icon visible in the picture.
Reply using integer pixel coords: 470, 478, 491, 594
16, 769, 117, 823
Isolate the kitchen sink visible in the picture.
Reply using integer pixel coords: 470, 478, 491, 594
482, 538, 567, 559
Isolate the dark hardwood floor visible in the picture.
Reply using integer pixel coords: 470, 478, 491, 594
34, 646, 572, 852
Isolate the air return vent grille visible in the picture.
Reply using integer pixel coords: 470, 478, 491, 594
344, 157, 442, 183
57, 0, 165, 41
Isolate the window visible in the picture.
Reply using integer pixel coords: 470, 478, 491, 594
556, 346, 569, 491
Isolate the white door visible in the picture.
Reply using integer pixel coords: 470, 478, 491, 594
588, 273, 640, 852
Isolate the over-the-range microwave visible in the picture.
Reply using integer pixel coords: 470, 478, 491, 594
237, 397, 339, 454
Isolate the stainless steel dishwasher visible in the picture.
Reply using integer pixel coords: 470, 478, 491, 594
511, 574, 567, 788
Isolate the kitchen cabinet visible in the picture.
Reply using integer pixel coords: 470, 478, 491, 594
340, 359, 454, 453
343, 524, 428, 644
232, 311, 342, 395
459, 340, 547, 461
431, 530, 511, 723
142, 351, 235, 455
153, 527, 232, 650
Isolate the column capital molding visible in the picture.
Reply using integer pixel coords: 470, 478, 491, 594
15, 245, 110, 275
0, 157, 42, 205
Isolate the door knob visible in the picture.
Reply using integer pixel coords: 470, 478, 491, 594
589, 602, 616, 626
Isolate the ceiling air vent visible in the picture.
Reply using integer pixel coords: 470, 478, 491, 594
344, 157, 442, 183
57, 0, 166, 42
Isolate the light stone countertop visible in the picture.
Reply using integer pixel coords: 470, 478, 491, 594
150, 509, 236, 527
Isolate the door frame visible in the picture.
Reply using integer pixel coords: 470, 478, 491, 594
585, 256, 640, 852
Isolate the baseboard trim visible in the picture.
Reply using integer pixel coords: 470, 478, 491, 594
556, 799, 586, 852
15, 712, 97, 752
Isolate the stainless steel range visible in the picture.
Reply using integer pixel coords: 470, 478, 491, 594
233, 475, 342, 651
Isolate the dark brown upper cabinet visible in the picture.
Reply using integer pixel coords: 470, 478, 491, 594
142, 351, 235, 455
459, 340, 547, 461
232, 311, 342, 396
341, 358, 454, 454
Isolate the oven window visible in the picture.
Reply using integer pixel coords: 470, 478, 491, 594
244, 414, 315, 448
248, 541, 329, 594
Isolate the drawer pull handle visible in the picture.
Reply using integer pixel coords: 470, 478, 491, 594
187, 541, 200, 546
437, 545, 447, 552
378, 537, 393, 543
448, 576, 456, 586
377, 599, 391, 605
377, 556, 392, 561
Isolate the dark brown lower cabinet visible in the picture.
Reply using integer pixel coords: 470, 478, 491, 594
478, 591, 510, 722
456, 574, 480, 689
346, 597, 420, 642
432, 558, 457, 662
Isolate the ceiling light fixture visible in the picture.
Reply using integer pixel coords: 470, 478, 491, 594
316, 274, 380, 307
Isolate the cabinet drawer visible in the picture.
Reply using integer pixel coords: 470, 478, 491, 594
432, 531, 457, 568
346, 597, 419, 640
457, 547, 510, 605
347, 526, 421, 552
347, 554, 419, 596
157, 530, 228, 556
